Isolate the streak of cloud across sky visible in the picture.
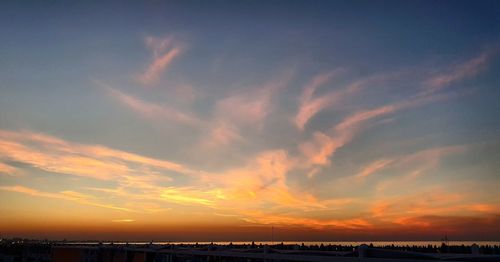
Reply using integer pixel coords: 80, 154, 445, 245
0, 1, 499, 241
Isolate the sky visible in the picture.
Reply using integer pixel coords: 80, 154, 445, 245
0, 0, 500, 241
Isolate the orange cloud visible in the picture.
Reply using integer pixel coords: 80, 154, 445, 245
240, 210, 372, 229
160, 187, 216, 206
73, 149, 332, 224
0, 129, 199, 180
469, 204, 499, 213
367, 185, 500, 228
4, 144, 319, 224
0, 185, 132, 212
178, 149, 330, 218
0, 162, 16, 175
112, 219, 135, 223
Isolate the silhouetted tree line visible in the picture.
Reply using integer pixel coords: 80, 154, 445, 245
1, 239, 500, 256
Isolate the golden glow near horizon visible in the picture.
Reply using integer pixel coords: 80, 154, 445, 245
1, 1, 500, 241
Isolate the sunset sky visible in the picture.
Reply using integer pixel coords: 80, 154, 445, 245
1, 1, 500, 241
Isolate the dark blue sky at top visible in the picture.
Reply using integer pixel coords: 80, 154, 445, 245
0, 1, 499, 152
2, 0, 500, 67
0, 0, 499, 161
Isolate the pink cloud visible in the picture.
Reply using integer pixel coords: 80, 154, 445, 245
144, 36, 175, 57
202, 121, 243, 148
216, 70, 294, 127
298, 91, 457, 170
201, 70, 294, 148
106, 85, 202, 127
295, 69, 345, 129
299, 131, 348, 166
423, 48, 498, 94
138, 36, 183, 85
295, 72, 398, 130
335, 105, 396, 132
216, 94, 269, 127
298, 103, 396, 168
356, 159, 394, 178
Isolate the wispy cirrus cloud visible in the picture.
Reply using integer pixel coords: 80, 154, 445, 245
160, 187, 218, 206
422, 47, 499, 94
356, 159, 394, 178
317, 48, 499, 135
138, 35, 183, 85
112, 219, 135, 223
359, 180, 500, 235
0, 185, 132, 212
212, 150, 323, 210
0, 129, 220, 214
396, 145, 466, 170
296, 48, 498, 171
0, 162, 17, 175
294, 71, 398, 130
298, 103, 398, 168
215, 70, 294, 128
201, 121, 243, 148
105, 85, 203, 127
0, 129, 325, 224
201, 70, 295, 148
299, 131, 346, 166
80, 149, 332, 224
0, 129, 198, 180
145, 36, 174, 57
240, 210, 371, 229
369, 187, 500, 226
295, 69, 345, 130
352, 144, 467, 183
319, 143, 470, 206
155, 149, 327, 216
4, 40, 498, 234
298, 75, 467, 170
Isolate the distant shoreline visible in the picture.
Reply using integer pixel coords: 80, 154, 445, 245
4, 239, 500, 246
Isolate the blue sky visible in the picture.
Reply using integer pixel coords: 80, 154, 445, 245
0, 1, 499, 240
